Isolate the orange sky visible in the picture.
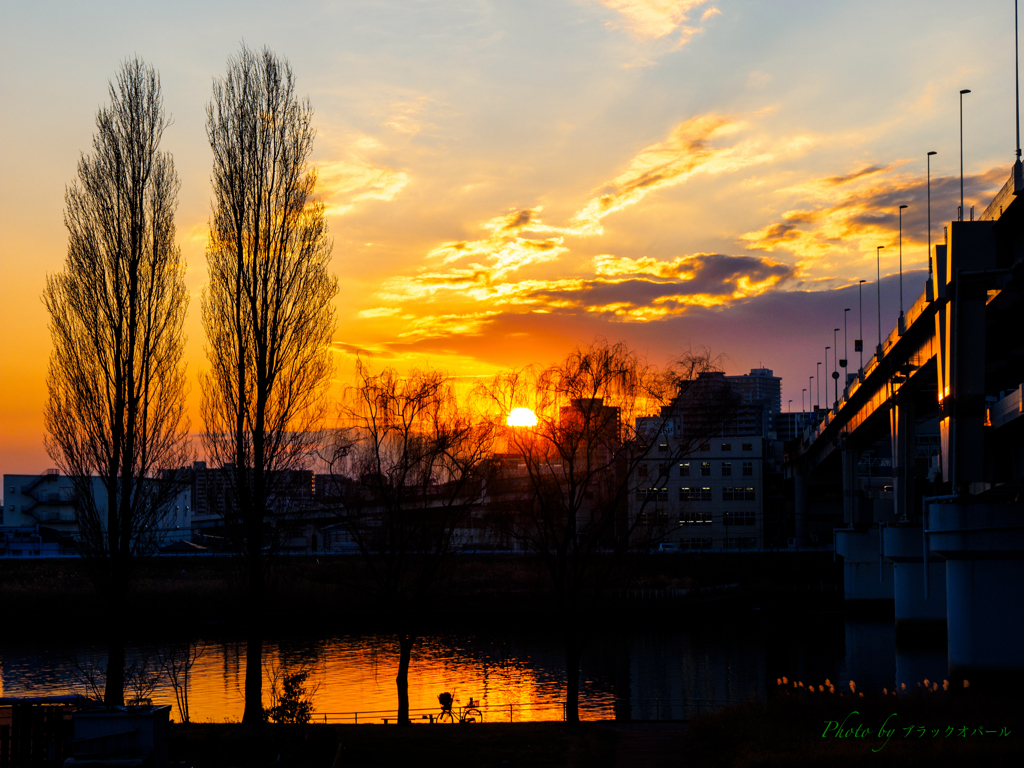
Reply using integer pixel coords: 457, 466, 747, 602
0, 0, 1018, 492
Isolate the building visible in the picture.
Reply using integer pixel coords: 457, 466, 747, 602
2, 470, 191, 549
629, 368, 787, 550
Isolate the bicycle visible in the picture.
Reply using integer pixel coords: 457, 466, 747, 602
435, 692, 483, 723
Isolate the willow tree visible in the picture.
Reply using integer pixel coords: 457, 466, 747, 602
483, 341, 733, 722
43, 58, 190, 707
326, 364, 492, 725
201, 44, 337, 726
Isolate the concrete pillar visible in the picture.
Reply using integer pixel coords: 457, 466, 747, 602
835, 527, 894, 603
883, 525, 946, 635
841, 441, 859, 526
929, 502, 1024, 683
794, 465, 807, 547
890, 394, 916, 522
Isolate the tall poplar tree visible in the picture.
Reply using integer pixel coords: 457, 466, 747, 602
201, 44, 337, 726
44, 58, 190, 706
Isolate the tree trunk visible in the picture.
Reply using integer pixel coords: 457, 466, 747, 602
104, 619, 126, 707
396, 632, 416, 726
565, 625, 580, 724
242, 553, 265, 726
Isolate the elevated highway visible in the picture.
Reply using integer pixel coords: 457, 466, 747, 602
789, 167, 1024, 683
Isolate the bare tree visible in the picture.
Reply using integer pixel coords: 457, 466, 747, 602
201, 44, 337, 726
158, 641, 207, 723
43, 58, 190, 707
481, 340, 733, 722
325, 362, 492, 725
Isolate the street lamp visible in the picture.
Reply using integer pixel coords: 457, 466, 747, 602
832, 329, 840, 407
960, 88, 971, 220
927, 151, 937, 277
842, 308, 851, 373
876, 246, 885, 355
802, 387, 807, 413
898, 204, 908, 333
816, 362, 822, 409
1016, 0, 1023, 193
809, 377, 814, 411
858, 280, 866, 372
823, 350, 829, 409
788, 399, 793, 413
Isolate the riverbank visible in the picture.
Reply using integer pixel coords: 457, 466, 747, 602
0, 551, 842, 635
165, 688, 1023, 768
167, 686, 1024, 768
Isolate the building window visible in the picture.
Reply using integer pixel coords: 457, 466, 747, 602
682, 537, 713, 550
700, 461, 711, 477
724, 537, 757, 549
700, 442, 710, 451
742, 461, 753, 476
742, 443, 753, 451
680, 509, 713, 525
722, 461, 732, 476
639, 464, 648, 478
679, 461, 690, 477
701, 487, 712, 501
744, 487, 756, 501
722, 487, 734, 501
724, 511, 756, 526
679, 487, 695, 501
636, 487, 667, 501
658, 463, 667, 477
658, 443, 669, 453
721, 443, 731, 451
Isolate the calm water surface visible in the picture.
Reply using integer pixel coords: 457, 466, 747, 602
0, 614, 946, 722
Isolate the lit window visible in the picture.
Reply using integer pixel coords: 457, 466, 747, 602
700, 461, 711, 477
679, 462, 690, 477
721, 443, 731, 451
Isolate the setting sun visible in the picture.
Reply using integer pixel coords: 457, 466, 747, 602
506, 407, 538, 427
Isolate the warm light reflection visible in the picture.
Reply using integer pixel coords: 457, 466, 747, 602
506, 408, 538, 427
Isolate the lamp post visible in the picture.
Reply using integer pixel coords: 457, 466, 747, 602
927, 151, 937, 276
816, 362, 821, 409
1016, 0, 1023, 192
898, 204, 908, 330
858, 280, 866, 372
802, 387, 807, 413
809, 377, 814, 411
823, 350, 829, 409
833, 327, 841, 407
876, 246, 885, 355
788, 399, 793, 413
960, 88, 971, 220
842, 307, 850, 373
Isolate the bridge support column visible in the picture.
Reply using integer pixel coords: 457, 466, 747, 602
929, 502, 1024, 685
883, 525, 946, 642
841, 442, 859, 526
890, 393, 916, 522
835, 527, 894, 604
794, 466, 807, 547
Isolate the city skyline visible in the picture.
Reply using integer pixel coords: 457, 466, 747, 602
1, 0, 1019, 482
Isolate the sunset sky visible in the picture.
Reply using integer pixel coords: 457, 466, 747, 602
1, 0, 1020, 486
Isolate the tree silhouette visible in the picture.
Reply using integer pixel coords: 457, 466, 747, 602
482, 340, 733, 722
43, 58, 190, 707
201, 44, 337, 726
325, 363, 492, 725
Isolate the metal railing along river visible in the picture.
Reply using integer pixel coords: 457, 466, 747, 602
312, 697, 747, 724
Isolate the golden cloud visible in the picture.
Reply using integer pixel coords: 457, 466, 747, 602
738, 163, 1005, 277
316, 157, 409, 216
595, 0, 714, 42
571, 114, 806, 234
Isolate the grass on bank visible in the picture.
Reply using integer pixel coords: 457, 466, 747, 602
169, 722, 618, 768
684, 678, 1023, 768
